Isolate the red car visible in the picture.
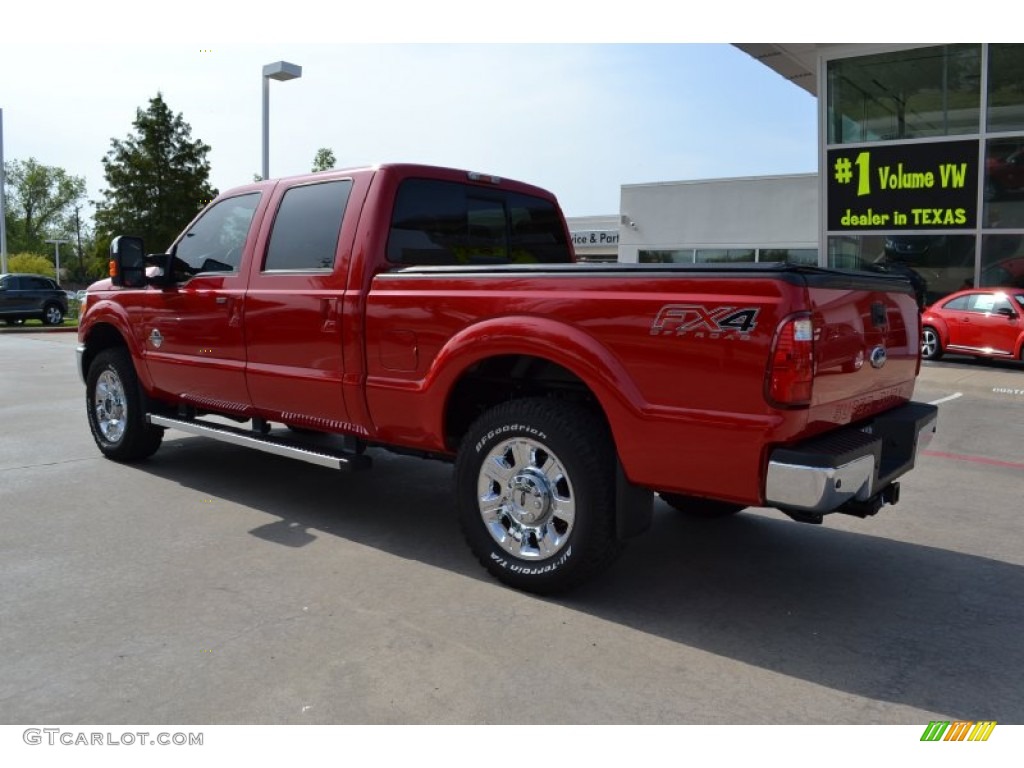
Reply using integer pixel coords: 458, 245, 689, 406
921, 287, 1024, 361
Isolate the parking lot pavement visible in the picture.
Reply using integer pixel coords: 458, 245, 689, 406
1, 333, 1022, 725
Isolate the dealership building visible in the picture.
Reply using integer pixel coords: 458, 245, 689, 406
567, 44, 1024, 305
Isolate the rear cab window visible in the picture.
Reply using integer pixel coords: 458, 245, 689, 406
386, 179, 571, 266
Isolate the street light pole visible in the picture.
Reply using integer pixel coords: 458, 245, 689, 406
261, 61, 302, 181
45, 239, 69, 283
1, 108, 8, 274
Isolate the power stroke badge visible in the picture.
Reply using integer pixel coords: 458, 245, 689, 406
650, 304, 761, 340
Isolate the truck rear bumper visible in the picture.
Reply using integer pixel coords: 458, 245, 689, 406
764, 402, 938, 514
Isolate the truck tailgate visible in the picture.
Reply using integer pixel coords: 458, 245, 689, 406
805, 273, 920, 432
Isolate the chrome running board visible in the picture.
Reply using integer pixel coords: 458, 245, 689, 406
147, 414, 371, 471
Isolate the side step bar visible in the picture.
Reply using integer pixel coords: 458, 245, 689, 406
147, 414, 372, 471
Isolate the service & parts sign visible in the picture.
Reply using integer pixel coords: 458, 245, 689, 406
827, 140, 978, 231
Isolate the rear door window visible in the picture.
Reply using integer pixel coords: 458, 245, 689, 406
263, 180, 353, 272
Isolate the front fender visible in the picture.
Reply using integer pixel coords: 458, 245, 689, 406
78, 299, 150, 390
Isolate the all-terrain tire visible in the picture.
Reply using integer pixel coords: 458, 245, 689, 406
86, 347, 164, 462
456, 397, 623, 594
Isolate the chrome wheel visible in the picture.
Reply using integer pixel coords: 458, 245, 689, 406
921, 327, 940, 359
477, 436, 576, 560
94, 369, 127, 443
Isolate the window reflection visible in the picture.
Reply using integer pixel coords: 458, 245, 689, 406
638, 250, 693, 263
980, 234, 1024, 288
828, 234, 976, 306
984, 138, 1024, 228
695, 249, 755, 264
827, 45, 981, 144
987, 44, 1024, 132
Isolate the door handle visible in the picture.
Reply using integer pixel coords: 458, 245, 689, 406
320, 297, 339, 333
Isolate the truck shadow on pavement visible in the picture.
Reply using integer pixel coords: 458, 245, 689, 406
141, 435, 1023, 723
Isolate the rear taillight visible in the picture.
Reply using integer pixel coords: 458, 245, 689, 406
765, 313, 815, 407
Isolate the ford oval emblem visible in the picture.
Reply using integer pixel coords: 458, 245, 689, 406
870, 345, 887, 369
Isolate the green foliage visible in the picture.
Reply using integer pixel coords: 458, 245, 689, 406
2, 158, 86, 253
6, 252, 55, 277
312, 147, 336, 173
94, 92, 218, 255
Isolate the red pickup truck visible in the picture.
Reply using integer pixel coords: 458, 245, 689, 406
78, 163, 937, 593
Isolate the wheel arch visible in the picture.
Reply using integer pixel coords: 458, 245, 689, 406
431, 317, 646, 457
434, 319, 655, 541
922, 318, 948, 344
80, 320, 139, 387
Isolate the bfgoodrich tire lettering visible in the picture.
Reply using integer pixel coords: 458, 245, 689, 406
456, 398, 622, 594
86, 348, 164, 462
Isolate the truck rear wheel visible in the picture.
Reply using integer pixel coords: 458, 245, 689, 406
658, 492, 744, 518
86, 348, 164, 462
456, 398, 622, 594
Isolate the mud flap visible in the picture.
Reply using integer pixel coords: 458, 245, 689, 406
616, 460, 653, 539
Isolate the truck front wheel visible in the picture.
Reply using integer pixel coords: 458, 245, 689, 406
86, 348, 164, 462
456, 398, 622, 594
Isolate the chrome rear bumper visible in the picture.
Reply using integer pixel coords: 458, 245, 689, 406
765, 402, 938, 514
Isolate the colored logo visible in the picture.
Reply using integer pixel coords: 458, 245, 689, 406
920, 721, 996, 742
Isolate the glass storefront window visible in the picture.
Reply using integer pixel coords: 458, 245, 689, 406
827, 45, 981, 145
828, 234, 976, 306
980, 234, 1024, 288
760, 248, 818, 265
695, 248, 755, 264
984, 137, 1024, 227
987, 44, 1024, 133
638, 249, 693, 263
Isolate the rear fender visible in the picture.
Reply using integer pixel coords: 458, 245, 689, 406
428, 316, 647, 464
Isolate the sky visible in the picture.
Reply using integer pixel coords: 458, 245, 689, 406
0, 4, 993, 229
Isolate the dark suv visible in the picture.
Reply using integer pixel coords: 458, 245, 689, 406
0, 273, 68, 326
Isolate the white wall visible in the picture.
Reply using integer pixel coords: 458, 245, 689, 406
617, 174, 818, 262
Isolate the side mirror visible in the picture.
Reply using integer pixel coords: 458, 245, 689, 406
109, 236, 147, 288
145, 252, 176, 288
996, 306, 1017, 318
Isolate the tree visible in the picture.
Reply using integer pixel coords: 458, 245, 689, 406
2, 158, 86, 254
312, 147, 336, 173
94, 93, 217, 254
7, 252, 55, 278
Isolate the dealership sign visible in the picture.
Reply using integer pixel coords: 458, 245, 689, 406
827, 139, 978, 231
571, 230, 619, 247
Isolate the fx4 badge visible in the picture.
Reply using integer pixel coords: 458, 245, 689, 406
651, 304, 760, 340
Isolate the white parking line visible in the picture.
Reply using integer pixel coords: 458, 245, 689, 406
928, 392, 963, 405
